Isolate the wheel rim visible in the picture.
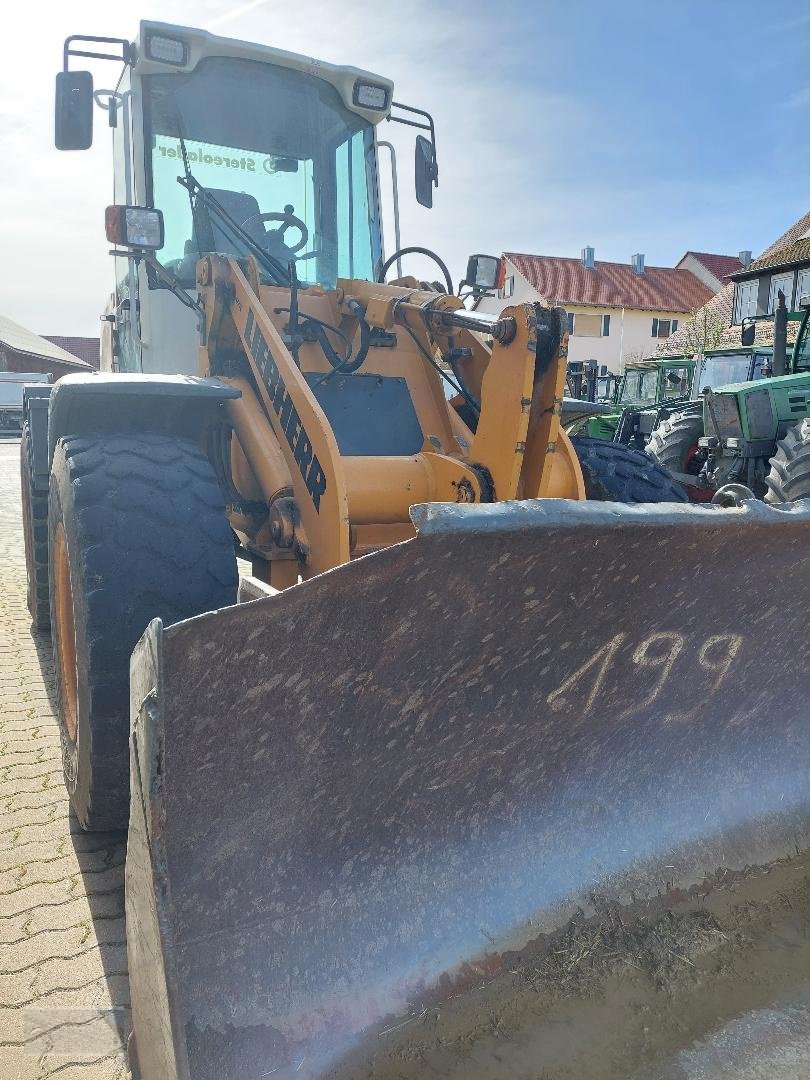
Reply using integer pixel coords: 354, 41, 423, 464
53, 523, 79, 743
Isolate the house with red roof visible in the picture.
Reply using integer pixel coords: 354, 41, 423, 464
0, 316, 94, 379
477, 246, 745, 372
42, 336, 100, 369
674, 252, 745, 293
657, 210, 810, 358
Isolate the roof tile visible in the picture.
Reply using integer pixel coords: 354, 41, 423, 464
504, 253, 714, 313
0, 315, 92, 369
43, 336, 100, 369
683, 251, 744, 282
730, 237, 810, 277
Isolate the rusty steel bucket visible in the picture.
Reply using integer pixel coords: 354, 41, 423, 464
125, 498, 810, 1080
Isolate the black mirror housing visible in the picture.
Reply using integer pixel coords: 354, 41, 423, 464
55, 70, 94, 150
415, 135, 437, 208
741, 318, 756, 347
463, 254, 501, 293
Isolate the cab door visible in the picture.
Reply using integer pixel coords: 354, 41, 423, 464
108, 66, 141, 372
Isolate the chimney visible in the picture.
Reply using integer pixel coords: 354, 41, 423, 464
631, 253, 645, 274
581, 246, 595, 270
738, 249, 752, 268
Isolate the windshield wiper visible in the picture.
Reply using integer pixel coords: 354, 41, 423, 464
172, 109, 291, 287
177, 172, 291, 287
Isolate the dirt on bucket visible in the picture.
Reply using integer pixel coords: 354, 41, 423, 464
328, 852, 810, 1080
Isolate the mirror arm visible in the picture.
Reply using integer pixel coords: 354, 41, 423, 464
387, 101, 438, 184
63, 35, 133, 72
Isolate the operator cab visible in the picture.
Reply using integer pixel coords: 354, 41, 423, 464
146, 54, 381, 290
54, 22, 445, 375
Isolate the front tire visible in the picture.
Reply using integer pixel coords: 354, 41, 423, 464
49, 433, 238, 831
764, 419, 810, 504
646, 411, 709, 499
570, 435, 689, 503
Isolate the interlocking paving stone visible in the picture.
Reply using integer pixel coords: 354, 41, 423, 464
0, 441, 129, 1079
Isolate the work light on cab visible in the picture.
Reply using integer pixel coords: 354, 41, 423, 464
144, 33, 188, 65
105, 205, 164, 250
352, 80, 390, 111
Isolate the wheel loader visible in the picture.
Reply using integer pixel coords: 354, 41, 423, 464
18, 19, 810, 1080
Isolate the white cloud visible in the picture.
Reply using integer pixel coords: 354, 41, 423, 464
0, 0, 582, 333
0, 0, 790, 335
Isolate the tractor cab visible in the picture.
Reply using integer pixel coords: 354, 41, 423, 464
692, 349, 770, 393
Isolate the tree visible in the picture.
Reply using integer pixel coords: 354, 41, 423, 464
621, 348, 645, 371
676, 304, 727, 358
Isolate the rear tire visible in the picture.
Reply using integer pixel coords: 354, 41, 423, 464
570, 435, 688, 503
764, 419, 810, 504
49, 433, 238, 831
20, 422, 50, 630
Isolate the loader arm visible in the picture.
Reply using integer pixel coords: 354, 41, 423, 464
203, 254, 351, 574
197, 257, 582, 580
335, 279, 576, 500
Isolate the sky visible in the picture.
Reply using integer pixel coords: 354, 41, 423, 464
0, 0, 807, 336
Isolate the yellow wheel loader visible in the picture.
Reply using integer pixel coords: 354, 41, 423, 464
19, 19, 810, 1080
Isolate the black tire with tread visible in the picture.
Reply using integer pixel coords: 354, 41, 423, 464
764, 419, 810, 504
571, 434, 689, 503
646, 410, 705, 476
49, 432, 238, 831
20, 422, 50, 630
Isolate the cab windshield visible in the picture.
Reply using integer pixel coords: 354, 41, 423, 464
145, 57, 382, 288
695, 353, 765, 390
619, 368, 658, 406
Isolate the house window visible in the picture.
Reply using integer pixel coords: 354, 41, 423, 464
733, 280, 758, 323
798, 269, 810, 308
651, 318, 678, 339
501, 275, 515, 299
574, 313, 602, 337
768, 271, 795, 313
568, 313, 610, 337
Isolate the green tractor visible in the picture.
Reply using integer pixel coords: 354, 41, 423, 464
568, 357, 694, 444
647, 295, 810, 501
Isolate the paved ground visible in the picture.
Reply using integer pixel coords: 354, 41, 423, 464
0, 439, 129, 1080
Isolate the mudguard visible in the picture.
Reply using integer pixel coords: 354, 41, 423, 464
126, 498, 810, 1080
46, 372, 240, 463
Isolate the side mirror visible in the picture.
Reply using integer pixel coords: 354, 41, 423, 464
462, 254, 500, 293
105, 205, 164, 250
741, 318, 755, 347
55, 70, 94, 150
415, 135, 437, 208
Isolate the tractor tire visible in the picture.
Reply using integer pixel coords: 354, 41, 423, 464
49, 432, 238, 831
764, 419, 810, 504
570, 435, 688, 503
646, 410, 711, 500
20, 421, 50, 630
646, 410, 705, 472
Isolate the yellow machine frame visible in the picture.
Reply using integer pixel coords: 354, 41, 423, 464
197, 255, 584, 586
